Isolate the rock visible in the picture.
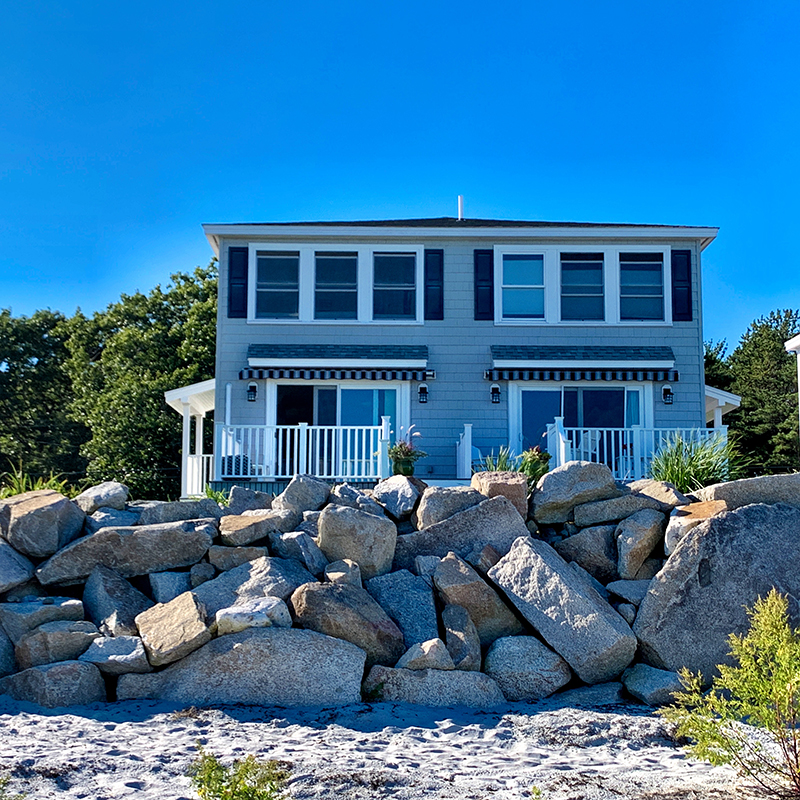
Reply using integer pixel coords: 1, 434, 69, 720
696, 473, 800, 510
622, 663, 683, 706
532, 461, 620, 524
484, 636, 572, 701
36, 520, 215, 586
273, 475, 330, 514
664, 501, 728, 556
568, 561, 609, 600
0, 626, 14, 678
268, 531, 328, 576
148, 571, 192, 603
413, 486, 484, 529
634, 503, 800, 681
372, 476, 421, 520
363, 666, 505, 708
441, 604, 482, 671
617, 603, 637, 626
634, 558, 663, 581
552, 682, 626, 708
85, 508, 141, 533
0, 661, 106, 707
489, 537, 637, 684
413, 555, 441, 587
15, 620, 101, 669
433, 552, 523, 647
215, 597, 292, 635
2, 579, 46, 602
290, 582, 405, 668
554, 525, 617, 583
191, 556, 315, 617
317, 505, 397, 580
0, 597, 84, 645
616, 509, 666, 580
0, 490, 85, 558
464, 544, 501, 577
0, 502, 8, 539
73, 482, 129, 514
394, 497, 530, 571
396, 638, 455, 670
0, 540, 35, 594
135, 591, 212, 667
296, 511, 321, 538
606, 579, 652, 606
78, 636, 152, 675
83, 566, 154, 637
226, 485, 273, 516
364, 570, 438, 648
117, 628, 365, 706
329, 484, 385, 517
136, 498, 222, 525
574, 493, 663, 528
219, 510, 300, 546
207, 545, 270, 572
190, 562, 216, 588
471, 471, 528, 518
324, 559, 362, 587
627, 479, 691, 511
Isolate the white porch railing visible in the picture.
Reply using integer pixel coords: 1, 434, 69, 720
546, 417, 727, 481
215, 420, 391, 481
186, 454, 214, 496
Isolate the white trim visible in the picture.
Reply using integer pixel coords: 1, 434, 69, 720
493, 359, 675, 370
248, 358, 428, 369
164, 379, 216, 416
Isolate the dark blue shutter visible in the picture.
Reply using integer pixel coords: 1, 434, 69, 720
424, 249, 444, 320
671, 249, 692, 322
474, 249, 494, 320
228, 247, 249, 318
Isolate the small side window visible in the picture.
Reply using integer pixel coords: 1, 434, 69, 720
619, 253, 664, 321
256, 251, 300, 319
373, 253, 416, 320
315, 252, 358, 320
501, 254, 544, 319
561, 252, 604, 321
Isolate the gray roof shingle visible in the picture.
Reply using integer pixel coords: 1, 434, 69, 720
491, 346, 675, 362
247, 344, 428, 360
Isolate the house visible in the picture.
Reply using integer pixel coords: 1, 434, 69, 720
167, 216, 736, 497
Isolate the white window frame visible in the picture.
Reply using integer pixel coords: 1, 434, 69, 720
615, 246, 671, 324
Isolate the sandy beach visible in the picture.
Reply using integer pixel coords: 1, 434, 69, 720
0, 693, 753, 800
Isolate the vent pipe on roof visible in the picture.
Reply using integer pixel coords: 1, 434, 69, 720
457, 195, 464, 221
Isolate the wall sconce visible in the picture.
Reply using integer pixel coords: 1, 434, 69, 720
418, 383, 428, 403
246, 382, 258, 402
662, 385, 674, 405
491, 384, 501, 404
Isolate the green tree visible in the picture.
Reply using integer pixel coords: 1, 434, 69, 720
704, 339, 733, 392
65, 263, 217, 499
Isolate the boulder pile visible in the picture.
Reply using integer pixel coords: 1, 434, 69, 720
2, 468, 800, 709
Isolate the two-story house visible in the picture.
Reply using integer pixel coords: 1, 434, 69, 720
166, 217, 730, 497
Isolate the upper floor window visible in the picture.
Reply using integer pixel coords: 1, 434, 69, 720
373, 253, 416, 320
314, 252, 358, 320
256, 251, 299, 319
620, 253, 664, 320
561, 252, 604, 321
501, 254, 544, 319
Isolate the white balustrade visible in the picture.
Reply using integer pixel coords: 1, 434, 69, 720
185, 454, 214, 497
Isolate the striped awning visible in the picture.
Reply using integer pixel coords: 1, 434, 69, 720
484, 368, 680, 382
240, 367, 427, 381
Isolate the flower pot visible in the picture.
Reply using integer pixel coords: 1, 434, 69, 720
392, 459, 415, 476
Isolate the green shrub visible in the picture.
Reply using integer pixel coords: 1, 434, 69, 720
0, 461, 84, 499
0, 775, 25, 800
477, 445, 520, 472
187, 746, 289, 800
475, 445, 550, 494
648, 432, 747, 494
661, 590, 800, 797
204, 485, 229, 506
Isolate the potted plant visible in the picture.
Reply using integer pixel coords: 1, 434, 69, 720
387, 425, 428, 476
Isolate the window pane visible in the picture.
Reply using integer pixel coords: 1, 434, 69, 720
561, 254, 604, 321
373, 253, 416, 320
315, 291, 358, 319
315, 253, 357, 288
620, 296, 663, 319
502, 288, 544, 319
374, 289, 416, 319
256, 290, 299, 318
620, 255, 663, 320
256, 252, 299, 319
625, 390, 640, 427
562, 296, 604, 320
257, 253, 299, 287
503, 254, 543, 286
374, 253, 415, 286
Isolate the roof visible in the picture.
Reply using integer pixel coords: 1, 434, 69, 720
247, 344, 428, 360
491, 346, 675, 362
164, 379, 216, 416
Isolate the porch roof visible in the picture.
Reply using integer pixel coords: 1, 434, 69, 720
705, 384, 741, 422
164, 378, 216, 416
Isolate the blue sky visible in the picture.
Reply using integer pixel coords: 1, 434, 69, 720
2, 1, 798, 351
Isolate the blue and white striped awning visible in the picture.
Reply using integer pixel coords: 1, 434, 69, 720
240, 367, 427, 381
484, 368, 679, 382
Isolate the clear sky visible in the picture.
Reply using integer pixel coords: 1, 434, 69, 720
2, 1, 798, 350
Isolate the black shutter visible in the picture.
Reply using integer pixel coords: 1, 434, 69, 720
671, 249, 692, 322
424, 249, 444, 320
228, 246, 249, 318
474, 249, 494, 320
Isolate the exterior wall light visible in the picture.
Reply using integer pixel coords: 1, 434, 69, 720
246, 382, 258, 402
662, 385, 674, 405
418, 383, 428, 403
491, 384, 501, 404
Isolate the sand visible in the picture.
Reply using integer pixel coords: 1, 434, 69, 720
0, 693, 755, 800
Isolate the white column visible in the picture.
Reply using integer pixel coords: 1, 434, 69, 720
181, 401, 191, 499
713, 405, 723, 430
379, 415, 391, 479
194, 414, 204, 455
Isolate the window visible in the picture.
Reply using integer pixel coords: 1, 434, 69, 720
373, 253, 416, 320
561, 253, 604, 321
620, 253, 664, 320
501, 254, 544, 319
314, 252, 357, 320
256, 251, 299, 319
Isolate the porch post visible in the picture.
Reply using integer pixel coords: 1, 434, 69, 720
298, 422, 308, 476
194, 414, 204, 455
181, 401, 191, 499
378, 416, 391, 479
713, 405, 723, 429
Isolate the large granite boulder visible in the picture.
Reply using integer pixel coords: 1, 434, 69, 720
0, 626, 13, 678
553, 525, 617, 584
394, 497, 530, 571
627, 479, 691, 511
78, 636, 152, 675
290, 582, 405, 668
273, 475, 330, 514
226, 485, 273, 516
635, 503, 800, 681
441, 604, 481, 671
0, 597, 84, 644
207, 545, 270, 572
488, 537, 637, 684
83, 565, 154, 637
483, 636, 572, 701
471, 471, 528, 518
117, 628, 365, 707
413, 486, 483, 529
149, 571, 192, 603
363, 666, 505, 707
329, 483, 385, 517
622, 663, 683, 706
0, 540, 35, 594
324, 559, 362, 588
574, 493, 663, 528
317, 505, 397, 580
0, 660, 106, 707
396, 638, 454, 670
0, 490, 85, 558
371, 476, 421, 520
85, 508, 141, 534
606, 579, 652, 607
664, 501, 727, 556
696, 473, 800, 510
36, 520, 215, 585
220, 510, 300, 546
136, 498, 222, 525
432, 552, 523, 647
215, 597, 292, 635
532, 461, 620, 524
73, 482, 129, 514
616, 509, 665, 580
364, 569, 438, 648
15, 620, 100, 669
135, 591, 212, 667
268, 531, 328, 577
